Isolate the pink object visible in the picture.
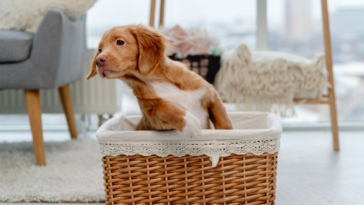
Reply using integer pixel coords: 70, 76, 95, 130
169, 25, 189, 41
161, 25, 218, 57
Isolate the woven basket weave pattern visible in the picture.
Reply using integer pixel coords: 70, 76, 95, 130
102, 153, 277, 205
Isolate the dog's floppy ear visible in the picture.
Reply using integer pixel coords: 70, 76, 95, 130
86, 51, 98, 80
130, 25, 170, 74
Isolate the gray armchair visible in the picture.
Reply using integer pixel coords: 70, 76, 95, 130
0, 9, 86, 165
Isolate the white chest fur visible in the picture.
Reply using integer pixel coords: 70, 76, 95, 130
149, 82, 208, 129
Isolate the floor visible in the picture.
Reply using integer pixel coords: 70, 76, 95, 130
276, 130, 364, 205
0, 130, 363, 205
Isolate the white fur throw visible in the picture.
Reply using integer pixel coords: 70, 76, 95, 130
0, 137, 104, 202
215, 44, 330, 117
0, 0, 97, 33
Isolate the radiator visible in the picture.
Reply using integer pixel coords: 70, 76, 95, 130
0, 49, 121, 114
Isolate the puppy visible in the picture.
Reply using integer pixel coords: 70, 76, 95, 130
87, 25, 232, 137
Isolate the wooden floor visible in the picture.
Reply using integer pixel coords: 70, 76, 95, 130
0, 130, 363, 205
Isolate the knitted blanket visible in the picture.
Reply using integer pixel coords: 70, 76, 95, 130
0, 0, 97, 33
215, 44, 330, 117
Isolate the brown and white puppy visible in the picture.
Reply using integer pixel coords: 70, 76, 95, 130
87, 25, 232, 137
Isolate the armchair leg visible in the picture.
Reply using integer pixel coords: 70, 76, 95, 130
59, 84, 78, 139
24, 89, 46, 166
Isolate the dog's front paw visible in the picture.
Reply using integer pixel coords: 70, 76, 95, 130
181, 112, 202, 138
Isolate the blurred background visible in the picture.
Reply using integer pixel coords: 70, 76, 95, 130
87, 0, 364, 125
1, 0, 364, 140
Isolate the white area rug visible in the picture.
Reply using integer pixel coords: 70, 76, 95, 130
0, 137, 105, 202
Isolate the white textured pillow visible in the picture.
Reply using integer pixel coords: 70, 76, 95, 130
0, 0, 97, 33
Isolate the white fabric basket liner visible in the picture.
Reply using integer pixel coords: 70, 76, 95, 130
97, 112, 281, 167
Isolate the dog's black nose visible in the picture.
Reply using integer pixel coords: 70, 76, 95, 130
96, 55, 107, 66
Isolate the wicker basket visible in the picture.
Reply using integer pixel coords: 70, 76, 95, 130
97, 112, 281, 205
169, 54, 221, 84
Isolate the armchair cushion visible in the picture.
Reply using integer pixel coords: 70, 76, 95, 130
0, 30, 33, 62
0, 9, 86, 89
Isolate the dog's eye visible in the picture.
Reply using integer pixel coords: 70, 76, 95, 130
117, 40, 124, 45
98, 48, 102, 53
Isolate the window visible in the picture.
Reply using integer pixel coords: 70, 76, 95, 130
268, 0, 364, 122
87, 0, 150, 48
164, 0, 257, 50
87, 0, 257, 50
